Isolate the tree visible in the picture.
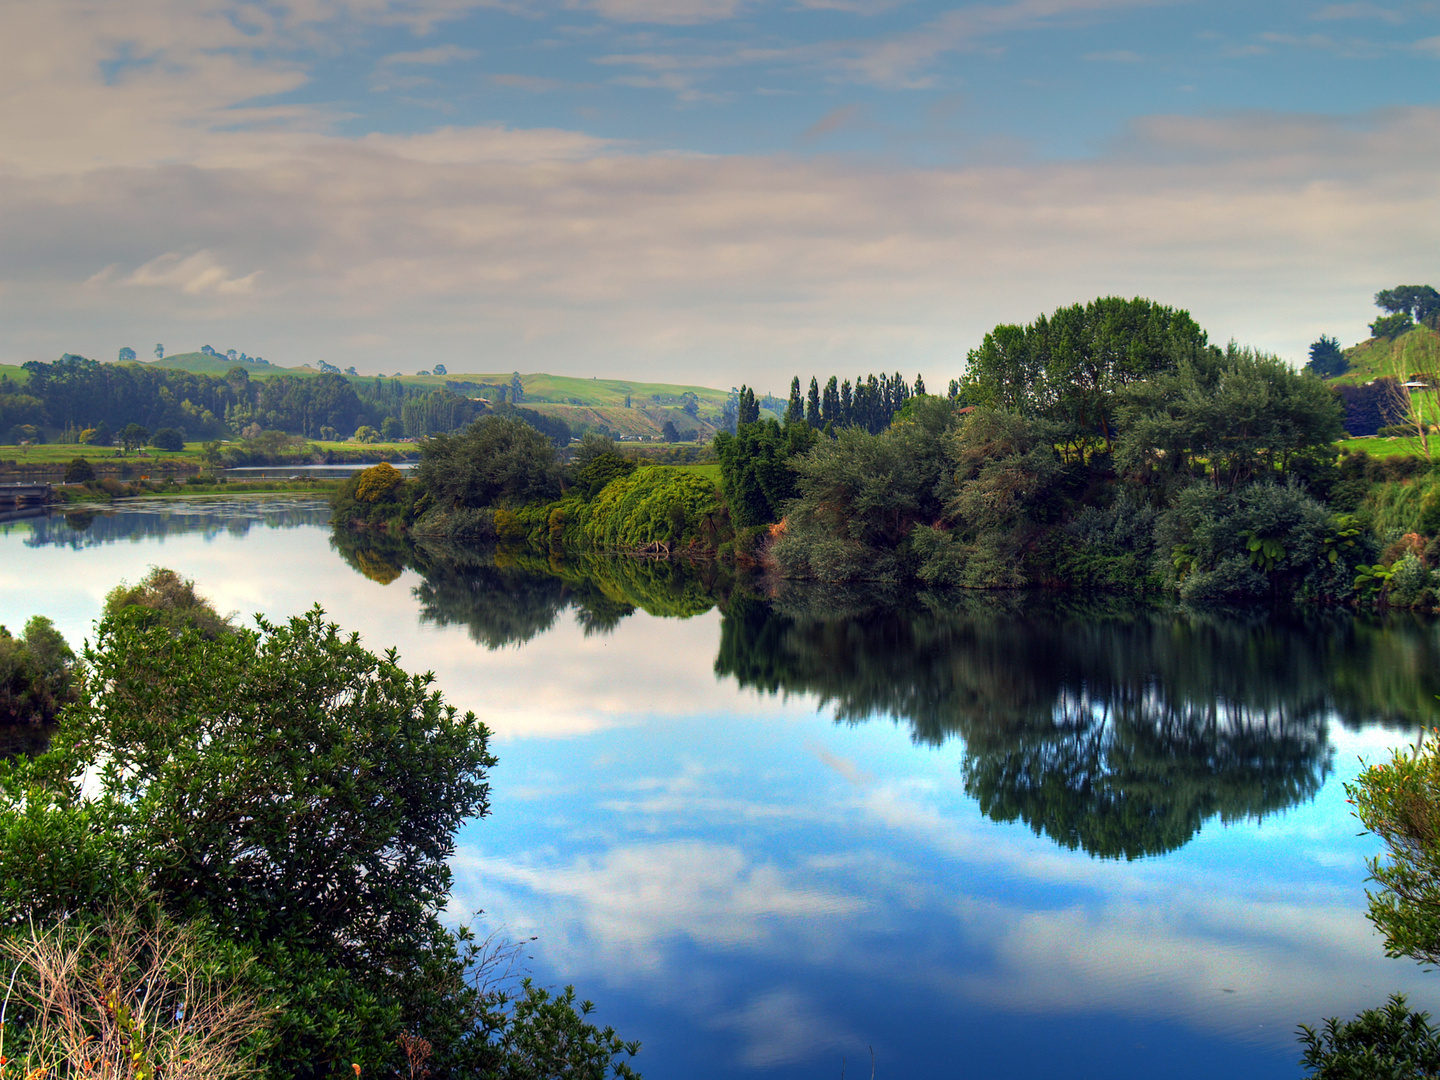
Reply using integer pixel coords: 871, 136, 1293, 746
1372, 313, 1415, 340
1376, 285, 1440, 328
785, 376, 804, 426
104, 567, 233, 639
63, 457, 94, 483
914, 373, 926, 396
680, 391, 699, 418
713, 418, 818, 528
380, 416, 401, 440
510, 372, 524, 404
118, 346, 136, 363
0, 615, 76, 728
119, 422, 149, 453
1298, 995, 1440, 1079
737, 385, 760, 426
661, 419, 680, 443
353, 424, 379, 443
154, 344, 164, 359
1307, 335, 1348, 379
149, 426, 184, 451
806, 377, 821, 428
1348, 734, 1440, 967
1116, 344, 1345, 490
965, 297, 1210, 456
434, 364, 448, 376
0, 602, 550, 1079
416, 414, 560, 510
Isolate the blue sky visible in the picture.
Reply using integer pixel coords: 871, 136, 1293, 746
2, 0, 1438, 389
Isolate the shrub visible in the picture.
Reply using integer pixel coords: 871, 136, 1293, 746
63, 457, 95, 483
1298, 995, 1440, 1079
583, 466, 723, 551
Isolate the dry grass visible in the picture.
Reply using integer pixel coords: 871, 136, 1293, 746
0, 912, 273, 1080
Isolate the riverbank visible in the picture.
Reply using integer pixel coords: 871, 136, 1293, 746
56, 477, 345, 504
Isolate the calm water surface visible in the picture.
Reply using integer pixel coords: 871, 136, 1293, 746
3, 496, 1438, 1079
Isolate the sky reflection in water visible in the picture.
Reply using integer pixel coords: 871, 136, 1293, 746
2, 499, 1437, 1079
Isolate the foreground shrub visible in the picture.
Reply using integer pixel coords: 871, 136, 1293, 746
1298, 995, 1440, 1079
1, 588, 641, 1079
0, 910, 273, 1080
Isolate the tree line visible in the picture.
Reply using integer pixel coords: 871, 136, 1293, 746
0, 356, 573, 448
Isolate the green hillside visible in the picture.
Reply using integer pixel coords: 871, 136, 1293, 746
1331, 325, 1440, 385
139, 352, 294, 378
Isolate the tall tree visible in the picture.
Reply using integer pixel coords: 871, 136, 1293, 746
1306, 334, 1348, 378
785, 376, 804, 426
806, 377, 822, 428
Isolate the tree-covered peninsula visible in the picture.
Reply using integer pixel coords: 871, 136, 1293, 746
335, 295, 1440, 610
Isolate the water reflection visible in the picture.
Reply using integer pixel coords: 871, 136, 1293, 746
331, 530, 728, 647
328, 530, 1440, 860
11, 497, 332, 549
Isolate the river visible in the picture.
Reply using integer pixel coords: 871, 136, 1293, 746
1, 495, 1435, 1079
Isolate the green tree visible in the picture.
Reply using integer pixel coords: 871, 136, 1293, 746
149, 426, 184, 451
1117, 344, 1344, 491
103, 566, 233, 639
1372, 313, 1415, 340
785, 376, 804, 426
713, 418, 818, 528
964, 297, 1210, 455
0, 615, 76, 728
119, 422, 149, 453
1376, 285, 1440, 328
0, 599, 641, 1080
63, 457, 94, 483
1307, 335, 1349, 379
416, 414, 560, 510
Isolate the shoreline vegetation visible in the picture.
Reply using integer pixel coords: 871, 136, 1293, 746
332, 296, 1440, 612
0, 568, 643, 1080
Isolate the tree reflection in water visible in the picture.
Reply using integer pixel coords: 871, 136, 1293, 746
332, 529, 1440, 859
718, 584, 1440, 859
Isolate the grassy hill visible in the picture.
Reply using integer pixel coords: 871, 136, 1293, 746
1331, 325, 1440, 385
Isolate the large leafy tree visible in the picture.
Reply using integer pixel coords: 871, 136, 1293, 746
1376, 285, 1440, 328
1116, 344, 1344, 490
416, 413, 561, 510
963, 297, 1210, 456
1, 599, 639, 1080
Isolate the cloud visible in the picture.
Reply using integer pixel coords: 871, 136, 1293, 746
1084, 48, 1144, 61
491, 73, 572, 91
573, 0, 750, 23
1312, 2, 1405, 22
5, 102, 1440, 384
836, 0, 1179, 88
121, 251, 261, 296
377, 45, 480, 67
799, 104, 866, 143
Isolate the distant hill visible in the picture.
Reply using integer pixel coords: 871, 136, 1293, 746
139, 352, 294, 378
1330, 325, 1440, 385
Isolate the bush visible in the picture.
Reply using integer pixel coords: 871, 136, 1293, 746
0, 615, 75, 727
1298, 995, 1440, 1078
63, 457, 95, 483
583, 466, 724, 551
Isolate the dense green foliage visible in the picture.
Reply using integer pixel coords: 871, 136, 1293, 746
0, 589, 641, 1080
1308, 335, 1349, 379
963, 296, 1209, 454
1298, 996, 1440, 1079
0, 616, 75, 729
416, 415, 562, 513
713, 419, 818, 528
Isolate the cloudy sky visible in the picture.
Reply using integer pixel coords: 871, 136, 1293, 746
3, 0, 1438, 390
